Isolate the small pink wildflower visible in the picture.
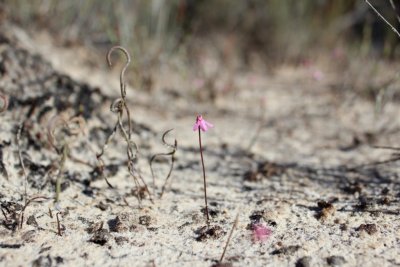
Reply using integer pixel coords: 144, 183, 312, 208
252, 224, 272, 242
193, 115, 214, 132
311, 70, 324, 81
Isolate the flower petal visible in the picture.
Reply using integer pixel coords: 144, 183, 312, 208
204, 121, 214, 128
200, 121, 209, 131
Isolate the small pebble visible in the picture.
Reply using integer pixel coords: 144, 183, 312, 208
327, 256, 346, 266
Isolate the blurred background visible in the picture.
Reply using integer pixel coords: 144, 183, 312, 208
2, 0, 400, 103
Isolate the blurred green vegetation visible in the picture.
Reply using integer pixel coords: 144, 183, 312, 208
3, 0, 400, 65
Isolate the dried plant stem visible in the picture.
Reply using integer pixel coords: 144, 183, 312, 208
159, 152, 176, 198
56, 212, 62, 236
219, 213, 239, 263
16, 122, 28, 205
198, 128, 209, 224
19, 196, 49, 229
149, 129, 177, 198
98, 46, 153, 205
55, 145, 68, 203
365, 0, 400, 38
389, 0, 400, 24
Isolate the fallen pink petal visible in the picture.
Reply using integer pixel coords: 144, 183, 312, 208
252, 224, 272, 242
193, 115, 214, 132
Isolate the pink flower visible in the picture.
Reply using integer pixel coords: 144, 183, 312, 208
312, 70, 324, 81
252, 224, 272, 242
193, 115, 213, 132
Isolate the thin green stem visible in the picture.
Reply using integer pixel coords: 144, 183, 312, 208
198, 128, 209, 224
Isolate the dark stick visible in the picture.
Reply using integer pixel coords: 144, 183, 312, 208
56, 212, 62, 236
198, 128, 210, 224
219, 213, 239, 263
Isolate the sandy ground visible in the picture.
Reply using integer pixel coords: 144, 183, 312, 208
0, 24, 400, 267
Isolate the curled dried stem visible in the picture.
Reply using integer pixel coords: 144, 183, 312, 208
98, 46, 152, 204
149, 129, 178, 198
107, 46, 131, 99
47, 114, 86, 202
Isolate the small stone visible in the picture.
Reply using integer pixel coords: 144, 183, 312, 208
54, 256, 63, 264
271, 245, 300, 255
95, 201, 109, 211
316, 201, 335, 221
138, 215, 151, 226
108, 216, 128, 233
195, 225, 225, 242
327, 256, 346, 266
356, 224, 378, 235
27, 215, 38, 227
32, 255, 52, 267
211, 263, 233, 267
296, 256, 311, 267
115, 236, 129, 245
86, 221, 103, 234
89, 229, 110, 246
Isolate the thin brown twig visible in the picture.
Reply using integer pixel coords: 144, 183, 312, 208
219, 213, 239, 263
98, 46, 153, 205
16, 122, 28, 205
56, 212, 62, 236
149, 129, 178, 198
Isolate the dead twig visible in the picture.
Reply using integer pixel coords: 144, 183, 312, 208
56, 212, 62, 236
97, 46, 153, 205
16, 122, 28, 206
18, 196, 49, 229
149, 129, 178, 198
219, 213, 239, 263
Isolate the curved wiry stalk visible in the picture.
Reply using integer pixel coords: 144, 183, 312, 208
98, 46, 153, 205
149, 129, 178, 198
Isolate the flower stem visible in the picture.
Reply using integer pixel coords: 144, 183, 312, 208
198, 128, 210, 224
